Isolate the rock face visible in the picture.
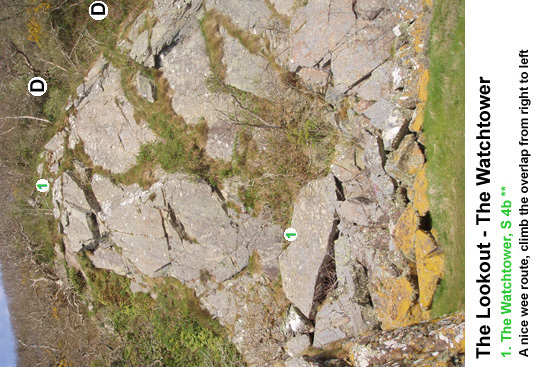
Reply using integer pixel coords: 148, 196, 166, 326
68, 61, 156, 174
289, 0, 356, 72
158, 26, 236, 161
127, 0, 204, 67
42, 0, 463, 365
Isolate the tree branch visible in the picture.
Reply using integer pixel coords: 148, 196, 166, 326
0, 116, 52, 124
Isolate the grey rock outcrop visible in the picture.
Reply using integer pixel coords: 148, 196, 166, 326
88, 173, 282, 286
159, 21, 237, 161
222, 28, 273, 100
69, 61, 156, 174
58, 173, 95, 254
289, 0, 356, 72
41, 0, 463, 364
206, 0, 272, 32
127, 0, 204, 67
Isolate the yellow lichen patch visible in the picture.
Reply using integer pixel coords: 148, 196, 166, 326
393, 204, 419, 260
418, 68, 430, 103
413, 165, 430, 216
410, 67, 429, 132
374, 276, 421, 330
415, 230, 445, 310
421, 309, 432, 321
410, 104, 424, 132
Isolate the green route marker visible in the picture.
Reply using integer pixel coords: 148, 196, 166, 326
284, 228, 297, 242
36, 179, 50, 193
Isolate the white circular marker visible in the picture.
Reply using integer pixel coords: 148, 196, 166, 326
89, 1, 108, 21
284, 228, 297, 242
28, 77, 47, 97
36, 179, 50, 193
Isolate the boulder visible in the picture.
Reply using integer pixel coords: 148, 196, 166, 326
351, 61, 393, 101
279, 174, 338, 318
337, 198, 389, 229
206, 0, 272, 32
202, 274, 287, 366
392, 204, 419, 261
270, 0, 295, 17
298, 67, 331, 94
361, 132, 395, 201
89, 246, 133, 276
286, 334, 311, 357
43, 130, 67, 174
60, 173, 94, 254
133, 73, 156, 103
415, 230, 445, 311
385, 134, 425, 187
91, 175, 174, 277
331, 23, 394, 93
129, 30, 153, 67
354, 0, 387, 20
363, 100, 408, 150
312, 300, 348, 348
285, 358, 324, 367
285, 305, 315, 336
330, 143, 362, 184
362, 246, 420, 330
412, 165, 430, 216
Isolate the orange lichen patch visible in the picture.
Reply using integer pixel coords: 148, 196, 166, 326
373, 276, 421, 330
393, 204, 419, 261
415, 230, 445, 310
413, 165, 430, 216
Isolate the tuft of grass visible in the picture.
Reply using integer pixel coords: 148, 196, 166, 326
212, 11, 264, 55
424, 0, 465, 316
247, 250, 263, 275
201, 10, 227, 81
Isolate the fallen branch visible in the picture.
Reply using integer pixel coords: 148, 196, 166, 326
0, 116, 52, 124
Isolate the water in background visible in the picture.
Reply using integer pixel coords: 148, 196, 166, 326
0, 265, 16, 367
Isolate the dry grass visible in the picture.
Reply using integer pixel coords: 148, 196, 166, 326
201, 10, 227, 80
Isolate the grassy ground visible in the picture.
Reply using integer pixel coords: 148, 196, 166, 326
424, 0, 465, 316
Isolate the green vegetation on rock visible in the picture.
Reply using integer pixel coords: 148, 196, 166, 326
78, 254, 244, 367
